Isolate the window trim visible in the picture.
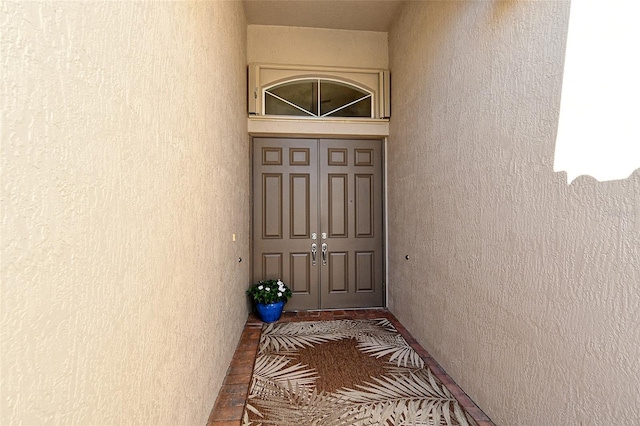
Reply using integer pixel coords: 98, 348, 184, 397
248, 63, 390, 119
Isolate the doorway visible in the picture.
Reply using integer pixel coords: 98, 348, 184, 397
252, 138, 385, 310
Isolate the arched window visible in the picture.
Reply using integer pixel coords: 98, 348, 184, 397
264, 78, 373, 118
248, 64, 390, 119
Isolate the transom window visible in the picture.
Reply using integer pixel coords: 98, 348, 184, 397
248, 64, 390, 119
264, 79, 373, 118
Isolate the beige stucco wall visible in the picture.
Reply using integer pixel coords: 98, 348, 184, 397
248, 24, 388, 69
388, 1, 640, 425
1, 1, 248, 425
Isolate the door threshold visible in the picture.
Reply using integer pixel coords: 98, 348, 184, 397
284, 306, 388, 313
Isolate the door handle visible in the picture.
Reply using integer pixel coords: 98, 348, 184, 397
321, 243, 327, 266
311, 243, 317, 266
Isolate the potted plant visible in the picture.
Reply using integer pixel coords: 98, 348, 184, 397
247, 279, 292, 323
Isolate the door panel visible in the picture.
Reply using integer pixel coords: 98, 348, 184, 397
289, 252, 311, 294
262, 174, 282, 238
355, 251, 374, 291
253, 138, 319, 310
253, 138, 383, 310
328, 174, 348, 237
319, 139, 383, 308
290, 174, 310, 238
355, 174, 374, 237
262, 253, 283, 278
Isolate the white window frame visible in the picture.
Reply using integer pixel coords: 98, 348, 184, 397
248, 63, 390, 119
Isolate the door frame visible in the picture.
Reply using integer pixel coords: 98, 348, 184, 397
249, 134, 389, 309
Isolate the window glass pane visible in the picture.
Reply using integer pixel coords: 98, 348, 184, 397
325, 97, 372, 118
263, 78, 373, 118
320, 81, 370, 117
265, 94, 313, 116
266, 80, 317, 115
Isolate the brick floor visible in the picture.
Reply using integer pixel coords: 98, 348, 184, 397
206, 308, 494, 426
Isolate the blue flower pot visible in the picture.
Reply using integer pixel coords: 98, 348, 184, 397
255, 300, 285, 323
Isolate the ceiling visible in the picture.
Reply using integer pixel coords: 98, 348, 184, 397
242, 0, 406, 32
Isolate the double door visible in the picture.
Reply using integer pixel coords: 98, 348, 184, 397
252, 138, 384, 310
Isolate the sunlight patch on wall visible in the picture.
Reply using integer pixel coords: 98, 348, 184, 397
554, 0, 640, 184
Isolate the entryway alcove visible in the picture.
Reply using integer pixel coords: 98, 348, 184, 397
248, 64, 390, 310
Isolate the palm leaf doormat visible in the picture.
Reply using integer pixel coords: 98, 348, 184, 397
242, 318, 479, 426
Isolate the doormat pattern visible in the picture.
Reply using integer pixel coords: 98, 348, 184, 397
242, 319, 478, 426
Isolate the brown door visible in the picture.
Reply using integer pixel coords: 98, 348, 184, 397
252, 138, 384, 310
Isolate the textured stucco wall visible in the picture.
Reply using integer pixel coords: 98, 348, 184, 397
248, 24, 388, 69
1, 1, 249, 424
388, 1, 640, 425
